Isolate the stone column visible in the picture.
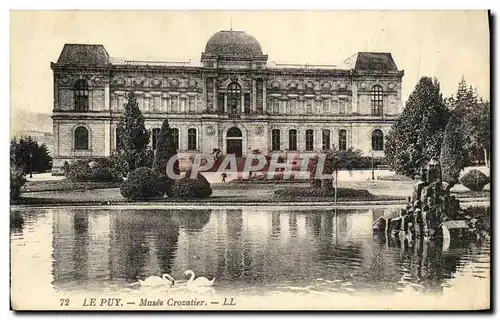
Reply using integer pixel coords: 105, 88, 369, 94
252, 79, 256, 112
263, 81, 267, 113
213, 78, 217, 112
224, 94, 228, 113
104, 120, 111, 156
104, 83, 110, 111
351, 81, 358, 114
241, 94, 245, 113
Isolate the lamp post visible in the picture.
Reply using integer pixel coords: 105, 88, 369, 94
371, 149, 375, 180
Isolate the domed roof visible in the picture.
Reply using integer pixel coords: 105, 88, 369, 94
204, 30, 263, 56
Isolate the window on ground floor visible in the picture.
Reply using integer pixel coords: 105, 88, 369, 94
152, 128, 161, 150
322, 129, 331, 150
172, 128, 179, 150
339, 129, 347, 151
288, 129, 297, 151
372, 129, 384, 151
271, 129, 280, 151
74, 126, 89, 150
188, 128, 197, 150
305, 129, 314, 151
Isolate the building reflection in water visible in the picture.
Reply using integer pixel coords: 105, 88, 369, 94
48, 207, 487, 294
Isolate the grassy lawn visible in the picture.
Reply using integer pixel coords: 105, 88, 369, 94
22, 179, 122, 193
17, 178, 489, 205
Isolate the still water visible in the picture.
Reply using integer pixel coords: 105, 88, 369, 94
10, 206, 490, 308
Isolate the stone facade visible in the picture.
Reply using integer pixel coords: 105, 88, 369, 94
50, 30, 404, 174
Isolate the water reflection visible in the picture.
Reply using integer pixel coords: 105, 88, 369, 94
10, 206, 490, 296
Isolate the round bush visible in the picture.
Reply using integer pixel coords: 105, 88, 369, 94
171, 171, 212, 199
120, 167, 164, 200
459, 169, 490, 191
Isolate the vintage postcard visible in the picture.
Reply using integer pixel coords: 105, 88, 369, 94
9, 10, 490, 311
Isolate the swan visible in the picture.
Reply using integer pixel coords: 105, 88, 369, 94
184, 270, 215, 287
138, 273, 175, 287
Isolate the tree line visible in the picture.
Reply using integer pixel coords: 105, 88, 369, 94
385, 76, 490, 184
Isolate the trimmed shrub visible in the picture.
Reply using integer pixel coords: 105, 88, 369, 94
171, 171, 212, 199
459, 169, 490, 191
66, 158, 122, 182
10, 168, 26, 204
275, 187, 373, 199
120, 167, 164, 200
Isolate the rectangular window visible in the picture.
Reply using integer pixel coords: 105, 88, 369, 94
273, 98, 279, 114
244, 93, 251, 114
171, 96, 179, 113
172, 128, 179, 150
256, 79, 263, 113
271, 129, 280, 151
305, 129, 314, 151
306, 99, 313, 114
322, 130, 331, 150
152, 128, 161, 150
218, 93, 225, 113
188, 128, 197, 151
288, 130, 297, 151
339, 98, 346, 115
188, 96, 196, 113
282, 100, 288, 114
290, 99, 297, 114
323, 99, 330, 114
339, 130, 347, 151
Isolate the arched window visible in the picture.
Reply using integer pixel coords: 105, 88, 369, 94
338, 129, 347, 151
152, 128, 161, 150
271, 129, 280, 151
371, 85, 383, 116
227, 127, 243, 137
74, 126, 89, 150
74, 79, 89, 111
188, 128, 197, 150
322, 130, 331, 150
227, 82, 241, 114
288, 129, 297, 151
172, 128, 179, 150
305, 129, 314, 151
372, 129, 384, 151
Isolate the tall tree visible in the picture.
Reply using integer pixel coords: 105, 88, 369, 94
440, 114, 467, 185
446, 78, 490, 166
385, 77, 450, 177
116, 92, 153, 173
153, 118, 179, 176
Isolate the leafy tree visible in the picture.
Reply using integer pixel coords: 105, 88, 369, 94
10, 136, 52, 174
153, 119, 179, 176
116, 92, 153, 173
446, 78, 490, 167
385, 77, 449, 177
308, 148, 363, 192
440, 114, 467, 186
153, 119, 179, 196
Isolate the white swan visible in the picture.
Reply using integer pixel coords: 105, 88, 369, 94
184, 270, 215, 287
138, 273, 175, 287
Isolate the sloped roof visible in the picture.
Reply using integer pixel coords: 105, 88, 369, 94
352, 52, 398, 71
56, 44, 110, 65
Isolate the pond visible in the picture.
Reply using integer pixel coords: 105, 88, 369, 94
10, 206, 490, 310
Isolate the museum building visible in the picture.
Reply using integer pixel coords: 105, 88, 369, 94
50, 30, 404, 174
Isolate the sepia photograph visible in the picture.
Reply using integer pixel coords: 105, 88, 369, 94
9, 10, 491, 311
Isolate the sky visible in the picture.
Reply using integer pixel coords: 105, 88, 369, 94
10, 10, 490, 115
